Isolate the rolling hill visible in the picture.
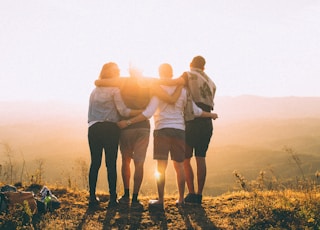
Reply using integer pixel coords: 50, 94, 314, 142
0, 96, 319, 196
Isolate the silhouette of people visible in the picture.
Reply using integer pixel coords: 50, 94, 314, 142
94, 66, 181, 209
117, 63, 217, 208
184, 56, 217, 204
158, 56, 217, 204
148, 63, 188, 208
87, 62, 141, 208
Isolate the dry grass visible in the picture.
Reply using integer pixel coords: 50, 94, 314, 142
1, 186, 319, 229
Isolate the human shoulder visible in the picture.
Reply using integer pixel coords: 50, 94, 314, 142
180, 71, 190, 85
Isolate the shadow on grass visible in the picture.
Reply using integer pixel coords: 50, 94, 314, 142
103, 207, 117, 229
127, 206, 143, 230
103, 204, 144, 230
149, 205, 168, 229
178, 204, 219, 230
77, 205, 104, 230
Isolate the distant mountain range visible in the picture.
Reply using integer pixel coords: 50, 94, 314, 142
215, 95, 320, 123
1, 95, 320, 125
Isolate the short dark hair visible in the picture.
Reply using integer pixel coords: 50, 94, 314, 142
190, 56, 206, 69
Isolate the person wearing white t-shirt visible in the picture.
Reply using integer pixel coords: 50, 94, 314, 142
117, 63, 217, 208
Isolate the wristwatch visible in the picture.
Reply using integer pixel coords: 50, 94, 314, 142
126, 120, 132, 126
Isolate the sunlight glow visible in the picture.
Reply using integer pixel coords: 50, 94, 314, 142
154, 170, 161, 180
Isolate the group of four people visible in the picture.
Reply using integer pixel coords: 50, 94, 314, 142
87, 56, 218, 209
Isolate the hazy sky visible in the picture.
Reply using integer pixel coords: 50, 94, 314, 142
1, 0, 319, 103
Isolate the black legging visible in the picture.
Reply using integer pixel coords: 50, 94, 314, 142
88, 121, 120, 198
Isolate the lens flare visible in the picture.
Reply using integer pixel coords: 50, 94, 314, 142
154, 170, 161, 180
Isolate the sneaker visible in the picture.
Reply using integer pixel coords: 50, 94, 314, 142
131, 200, 143, 210
108, 200, 119, 208
196, 194, 202, 204
108, 194, 119, 208
148, 199, 164, 210
88, 197, 100, 208
184, 193, 198, 204
118, 196, 130, 204
175, 200, 185, 207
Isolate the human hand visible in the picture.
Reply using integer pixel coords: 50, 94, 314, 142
117, 120, 128, 129
212, 113, 218, 120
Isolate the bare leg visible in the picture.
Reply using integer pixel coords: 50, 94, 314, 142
156, 160, 168, 203
184, 158, 195, 194
173, 161, 185, 203
133, 160, 144, 194
121, 156, 131, 191
195, 156, 206, 194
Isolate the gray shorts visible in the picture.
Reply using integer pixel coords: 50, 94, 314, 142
120, 128, 150, 162
153, 128, 186, 162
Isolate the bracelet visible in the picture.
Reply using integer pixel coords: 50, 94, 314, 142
126, 120, 132, 126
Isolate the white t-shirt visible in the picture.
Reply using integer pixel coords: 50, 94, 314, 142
142, 86, 203, 130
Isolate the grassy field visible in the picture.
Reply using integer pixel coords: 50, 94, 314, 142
1, 97, 320, 228
1, 184, 319, 229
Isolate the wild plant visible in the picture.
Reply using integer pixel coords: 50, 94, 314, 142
34, 158, 45, 184
20, 153, 26, 183
233, 170, 248, 191
0, 142, 17, 184
257, 170, 265, 190
75, 158, 89, 190
0, 200, 34, 229
283, 146, 308, 189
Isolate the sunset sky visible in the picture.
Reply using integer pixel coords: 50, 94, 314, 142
1, 1, 319, 103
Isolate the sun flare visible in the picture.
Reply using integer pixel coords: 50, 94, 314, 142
154, 170, 161, 180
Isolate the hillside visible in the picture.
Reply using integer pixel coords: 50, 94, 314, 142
1, 186, 319, 229
0, 96, 320, 196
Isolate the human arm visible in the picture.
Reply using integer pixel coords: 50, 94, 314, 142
192, 101, 218, 120
199, 111, 218, 120
117, 114, 148, 129
152, 85, 183, 104
156, 75, 186, 86
94, 78, 124, 87
117, 96, 159, 129
114, 89, 142, 117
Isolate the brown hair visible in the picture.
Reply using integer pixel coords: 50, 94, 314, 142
190, 56, 206, 69
99, 62, 120, 79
